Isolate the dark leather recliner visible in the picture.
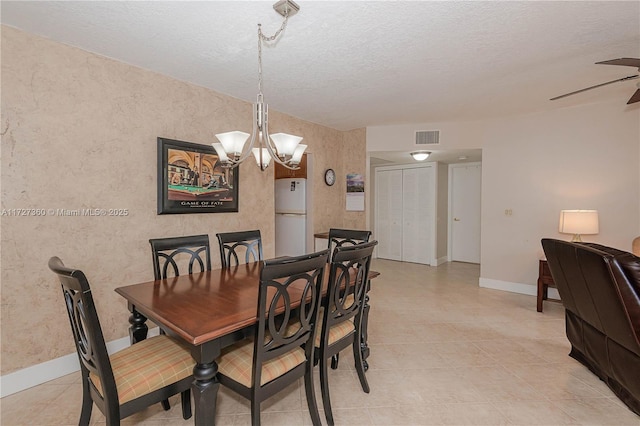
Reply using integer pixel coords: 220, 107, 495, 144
541, 238, 640, 416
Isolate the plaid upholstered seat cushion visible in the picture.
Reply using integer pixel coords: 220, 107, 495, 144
217, 338, 306, 388
314, 306, 356, 347
89, 335, 194, 404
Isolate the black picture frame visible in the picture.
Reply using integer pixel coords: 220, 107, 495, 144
157, 137, 239, 214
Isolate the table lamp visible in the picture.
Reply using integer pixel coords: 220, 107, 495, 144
559, 210, 599, 242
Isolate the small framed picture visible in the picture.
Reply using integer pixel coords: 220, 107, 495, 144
157, 137, 239, 214
346, 173, 365, 211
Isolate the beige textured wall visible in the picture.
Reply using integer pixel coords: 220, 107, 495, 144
0, 26, 366, 374
340, 129, 367, 230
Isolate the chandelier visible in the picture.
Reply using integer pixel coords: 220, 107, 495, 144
212, 0, 306, 171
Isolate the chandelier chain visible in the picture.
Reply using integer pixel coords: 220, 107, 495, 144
257, 11, 289, 95
212, 2, 304, 172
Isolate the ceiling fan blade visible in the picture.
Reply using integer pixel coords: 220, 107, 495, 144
627, 88, 640, 104
596, 58, 640, 69
550, 75, 639, 101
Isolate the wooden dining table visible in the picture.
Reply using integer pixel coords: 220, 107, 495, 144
115, 261, 379, 426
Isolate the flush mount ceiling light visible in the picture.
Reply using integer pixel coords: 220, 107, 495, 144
212, 0, 306, 171
410, 151, 431, 161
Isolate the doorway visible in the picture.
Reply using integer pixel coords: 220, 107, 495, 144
448, 162, 481, 263
375, 163, 436, 265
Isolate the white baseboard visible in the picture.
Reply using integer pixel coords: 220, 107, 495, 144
433, 256, 449, 266
0, 327, 159, 398
479, 277, 560, 300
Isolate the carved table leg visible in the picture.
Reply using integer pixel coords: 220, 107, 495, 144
128, 307, 148, 344
192, 344, 220, 426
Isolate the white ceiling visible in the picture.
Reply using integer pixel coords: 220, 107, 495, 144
2, 1, 639, 135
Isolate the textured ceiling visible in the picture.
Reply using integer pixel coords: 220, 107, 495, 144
2, 1, 639, 132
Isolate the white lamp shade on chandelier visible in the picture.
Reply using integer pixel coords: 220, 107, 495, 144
211, 142, 230, 163
290, 143, 307, 164
214, 131, 250, 158
252, 147, 271, 169
270, 133, 303, 157
559, 210, 599, 242
211, 1, 306, 171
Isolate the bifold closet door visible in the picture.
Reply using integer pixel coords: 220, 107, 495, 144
402, 166, 433, 264
375, 165, 434, 264
375, 169, 403, 261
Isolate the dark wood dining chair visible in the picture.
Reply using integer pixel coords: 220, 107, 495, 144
149, 234, 212, 279
215, 249, 329, 426
48, 256, 194, 426
315, 241, 377, 426
148, 234, 210, 413
216, 229, 263, 268
326, 228, 372, 368
327, 228, 372, 261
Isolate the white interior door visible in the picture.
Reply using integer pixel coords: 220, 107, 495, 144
375, 169, 403, 261
402, 166, 433, 264
449, 163, 481, 263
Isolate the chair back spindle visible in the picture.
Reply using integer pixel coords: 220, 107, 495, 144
149, 234, 212, 279
327, 228, 372, 262
216, 230, 263, 268
256, 250, 327, 371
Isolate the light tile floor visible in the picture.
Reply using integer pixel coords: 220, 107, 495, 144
2, 259, 639, 425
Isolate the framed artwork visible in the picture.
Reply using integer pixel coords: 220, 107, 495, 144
346, 173, 365, 211
157, 137, 239, 214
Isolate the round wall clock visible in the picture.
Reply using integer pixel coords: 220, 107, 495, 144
324, 168, 336, 186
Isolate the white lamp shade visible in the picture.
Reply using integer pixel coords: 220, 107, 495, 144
559, 210, 599, 235
290, 144, 307, 164
212, 143, 230, 163
270, 133, 303, 157
252, 148, 272, 169
410, 151, 430, 161
215, 131, 250, 156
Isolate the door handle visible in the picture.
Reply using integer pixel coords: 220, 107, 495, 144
454, 217, 461, 221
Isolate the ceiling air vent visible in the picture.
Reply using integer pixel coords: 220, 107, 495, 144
415, 130, 440, 145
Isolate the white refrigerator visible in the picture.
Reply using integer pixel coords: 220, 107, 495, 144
275, 178, 308, 257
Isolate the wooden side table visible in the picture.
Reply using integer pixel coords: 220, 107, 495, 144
537, 258, 556, 312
